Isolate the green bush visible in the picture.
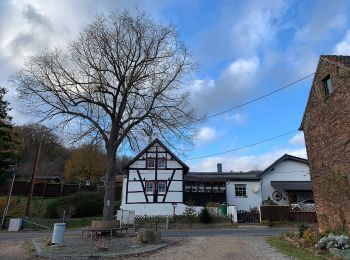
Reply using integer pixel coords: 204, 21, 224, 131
199, 207, 213, 224
45, 192, 103, 218
298, 224, 309, 237
262, 196, 278, 205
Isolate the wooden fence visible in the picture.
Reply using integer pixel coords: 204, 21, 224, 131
260, 205, 317, 223
0, 181, 122, 200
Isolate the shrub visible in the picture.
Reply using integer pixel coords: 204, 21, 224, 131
184, 201, 197, 225
262, 197, 278, 205
46, 192, 103, 218
206, 202, 220, 208
199, 207, 213, 224
302, 228, 320, 247
298, 224, 309, 237
261, 220, 272, 226
317, 233, 350, 250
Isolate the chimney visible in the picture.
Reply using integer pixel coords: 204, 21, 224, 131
217, 163, 222, 173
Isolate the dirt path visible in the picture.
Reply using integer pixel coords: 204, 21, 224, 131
0, 240, 36, 260
128, 236, 290, 260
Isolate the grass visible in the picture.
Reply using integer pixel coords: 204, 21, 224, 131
267, 236, 328, 260
0, 196, 56, 217
22, 240, 36, 255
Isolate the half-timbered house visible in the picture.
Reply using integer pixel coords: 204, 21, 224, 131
120, 139, 189, 215
120, 139, 313, 216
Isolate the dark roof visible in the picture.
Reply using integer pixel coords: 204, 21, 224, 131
123, 139, 189, 173
299, 55, 350, 130
185, 171, 261, 182
271, 181, 313, 191
258, 154, 308, 177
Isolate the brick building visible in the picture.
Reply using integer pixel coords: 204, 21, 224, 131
301, 55, 350, 233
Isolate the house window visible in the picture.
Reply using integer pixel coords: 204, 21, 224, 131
158, 182, 166, 194
235, 184, 247, 197
323, 75, 334, 97
147, 158, 155, 168
157, 158, 166, 168
145, 182, 154, 194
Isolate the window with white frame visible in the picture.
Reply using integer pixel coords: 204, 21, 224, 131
158, 182, 166, 194
235, 184, 247, 197
145, 182, 154, 194
157, 158, 166, 168
147, 158, 155, 168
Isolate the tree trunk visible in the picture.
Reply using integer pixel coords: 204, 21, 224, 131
103, 150, 117, 220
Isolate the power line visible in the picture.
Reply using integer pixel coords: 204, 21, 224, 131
195, 72, 315, 123
184, 129, 298, 161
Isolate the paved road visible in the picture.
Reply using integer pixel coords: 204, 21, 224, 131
0, 227, 295, 241
162, 227, 295, 237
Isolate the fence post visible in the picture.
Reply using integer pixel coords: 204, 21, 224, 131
60, 182, 64, 197
165, 216, 169, 230
259, 206, 262, 223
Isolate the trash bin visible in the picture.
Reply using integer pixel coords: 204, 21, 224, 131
220, 203, 227, 216
52, 223, 66, 245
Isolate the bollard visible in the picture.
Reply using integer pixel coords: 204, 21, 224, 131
165, 216, 169, 230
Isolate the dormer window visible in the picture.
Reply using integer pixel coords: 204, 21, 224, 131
323, 75, 334, 97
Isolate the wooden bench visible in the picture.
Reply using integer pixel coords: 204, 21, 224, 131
81, 220, 128, 239
82, 227, 128, 239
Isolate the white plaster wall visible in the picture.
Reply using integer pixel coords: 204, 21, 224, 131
226, 181, 262, 211
261, 160, 310, 205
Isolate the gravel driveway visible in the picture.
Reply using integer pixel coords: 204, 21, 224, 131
127, 236, 290, 260
0, 235, 290, 260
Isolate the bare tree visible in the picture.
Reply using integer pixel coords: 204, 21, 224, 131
15, 124, 68, 178
12, 10, 198, 219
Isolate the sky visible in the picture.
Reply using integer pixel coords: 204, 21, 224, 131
1, 0, 350, 172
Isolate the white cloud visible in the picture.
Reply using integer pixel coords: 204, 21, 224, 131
190, 57, 260, 114
196, 127, 217, 144
334, 30, 350, 55
190, 147, 307, 172
0, 0, 170, 124
289, 132, 305, 145
224, 113, 245, 124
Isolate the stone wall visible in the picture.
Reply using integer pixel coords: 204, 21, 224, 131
302, 56, 350, 233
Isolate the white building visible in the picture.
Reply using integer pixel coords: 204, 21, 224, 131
120, 139, 188, 215
259, 154, 312, 205
121, 139, 312, 215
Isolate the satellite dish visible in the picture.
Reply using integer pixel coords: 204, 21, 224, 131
272, 191, 282, 202
252, 184, 260, 193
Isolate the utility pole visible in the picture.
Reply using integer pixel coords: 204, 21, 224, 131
25, 138, 42, 217
1, 165, 16, 229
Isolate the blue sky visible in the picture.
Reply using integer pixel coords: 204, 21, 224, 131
1, 0, 350, 171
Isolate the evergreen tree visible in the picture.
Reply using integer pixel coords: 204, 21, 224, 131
0, 87, 16, 183
184, 200, 197, 226
199, 207, 213, 224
